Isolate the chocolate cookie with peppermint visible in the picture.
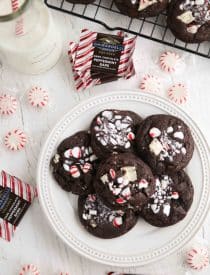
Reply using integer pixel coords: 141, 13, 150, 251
90, 109, 142, 158
141, 170, 194, 227
114, 0, 169, 18
51, 131, 98, 195
136, 114, 194, 174
94, 153, 155, 211
78, 194, 138, 238
167, 0, 210, 43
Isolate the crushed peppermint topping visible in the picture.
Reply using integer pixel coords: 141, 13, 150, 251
179, 0, 210, 31
60, 146, 97, 177
148, 126, 186, 162
94, 110, 135, 149
82, 194, 125, 228
148, 175, 179, 217
100, 166, 149, 204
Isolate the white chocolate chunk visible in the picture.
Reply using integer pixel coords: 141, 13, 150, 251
121, 166, 137, 182
53, 154, 60, 163
100, 174, 109, 184
187, 25, 200, 34
163, 203, 171, 217
151, 204, 160, 214
63, 163, 70, 172
102, 110, 113, 120
177, 11, 195, 24
173, 131, 184, 140
167, 126, 174, 134
149, 138, 163, 156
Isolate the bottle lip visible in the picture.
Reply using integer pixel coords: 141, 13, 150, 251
0, 0, 30, 22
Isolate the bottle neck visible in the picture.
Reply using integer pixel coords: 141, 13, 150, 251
0, 0, 30, 22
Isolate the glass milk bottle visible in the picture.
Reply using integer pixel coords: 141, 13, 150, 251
0, 0, 62, 74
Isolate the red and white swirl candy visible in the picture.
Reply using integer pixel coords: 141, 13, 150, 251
168, 83, 188, 105
186, 247, 209, 270
28, 86, 49, 108
160, 51, 181, 73
4, 129, 27, 151
19, 264, 40, 275
140, 74, 161, 94
0, 94, 17, 115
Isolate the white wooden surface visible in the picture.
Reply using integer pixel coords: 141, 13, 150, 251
0, 7, 210, 275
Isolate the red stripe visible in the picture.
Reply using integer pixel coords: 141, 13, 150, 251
26, 184, 32, 202
2, 171, 8, 187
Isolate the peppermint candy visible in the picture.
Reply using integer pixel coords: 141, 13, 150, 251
4, 129, 27, 151
140, 74, 161, 94
70, 165, 80, 178
186, 247, 209, 270
112, 216, 123, 228
159, 51, 181, 73
149, 127, 161, 138
28, 86, 49, 108
82, 163, 92, 173
168, 83, 188, 105
19, 264, 40, 275
0, 94, 17, 115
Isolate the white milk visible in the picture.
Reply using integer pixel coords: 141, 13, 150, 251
0, 0, 62, 74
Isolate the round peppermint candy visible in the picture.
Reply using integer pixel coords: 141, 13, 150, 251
160, 51, 181, 73
140, 74, 161, 94
0, 94, 17, 115
4, 129, 27, 151
168, 83, 188, 105
186, 247, 209, 270
28, 86, 49, 108
19, 264, 40, 275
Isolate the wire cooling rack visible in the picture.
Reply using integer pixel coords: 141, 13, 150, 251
45, 0, 210, 59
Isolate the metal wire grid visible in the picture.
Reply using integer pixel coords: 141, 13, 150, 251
45, 0, 210, 59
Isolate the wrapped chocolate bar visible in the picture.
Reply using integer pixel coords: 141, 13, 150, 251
0, 170, 37, 241
68, 29, 137, 91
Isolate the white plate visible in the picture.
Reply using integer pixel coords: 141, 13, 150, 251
37, 91, 210, 267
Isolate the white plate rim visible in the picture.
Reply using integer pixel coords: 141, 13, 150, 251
37, 90, 210, 267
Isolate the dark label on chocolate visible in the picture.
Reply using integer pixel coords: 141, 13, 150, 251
0, 186, 30, 226
91, 33, 124, 76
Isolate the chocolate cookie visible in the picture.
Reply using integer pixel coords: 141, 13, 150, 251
51, 131, 98, 195
78, 194, 138, 238
167, 0, 210, 43
136, 114, 194, 174
114, 0, 169, 18
141, 170, 194, 227
94, 153, 155, 211
90, 109, 142, 158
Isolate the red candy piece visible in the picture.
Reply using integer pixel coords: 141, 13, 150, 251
116, 197, 126, 204
127, 132, 135, 141
112, 217, 123, 228
71, 147, 81, 158
110, 169, 116, 179
70, 165, 80, 178
96, 117, 102, 125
